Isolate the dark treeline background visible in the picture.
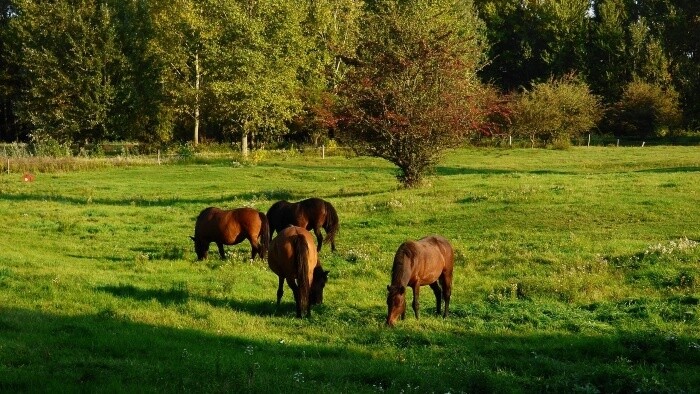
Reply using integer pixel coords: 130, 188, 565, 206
0, 0, 698, 148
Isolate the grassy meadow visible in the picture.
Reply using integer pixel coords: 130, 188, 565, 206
1, 146, 699, 392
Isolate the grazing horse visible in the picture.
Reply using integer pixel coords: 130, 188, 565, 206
386, 235, 454, 327
190, 207, 270, 261
266, 198, 339, 252
268, 226, 329, 318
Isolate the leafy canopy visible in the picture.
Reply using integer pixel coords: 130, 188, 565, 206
338, 0, 487, 187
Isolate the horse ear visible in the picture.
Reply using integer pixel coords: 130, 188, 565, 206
398, 286, 406, 295
387, 285, 392, 292
189, 236, 196, 241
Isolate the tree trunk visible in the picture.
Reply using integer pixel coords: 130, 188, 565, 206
194, 52, 200, 146
241, 132, 248, 157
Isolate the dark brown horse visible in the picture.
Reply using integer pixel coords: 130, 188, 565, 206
191, 207, 270, 261
266, 198, 339, 252
268, 226, 329, 318
386, 235, 454, 327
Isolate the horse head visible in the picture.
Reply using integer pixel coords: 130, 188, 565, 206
310, 266, 329, 305
386, 285, 407, 327
190, 236, 208, 260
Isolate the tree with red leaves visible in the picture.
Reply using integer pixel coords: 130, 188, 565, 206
337, 0, 492, 187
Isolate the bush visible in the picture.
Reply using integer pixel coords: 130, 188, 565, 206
604, 80, 682, 139
29, 137, 72, 157
509, 76, 602, 147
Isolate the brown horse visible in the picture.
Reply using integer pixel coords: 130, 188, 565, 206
386, 235, 454, 327
190, 207, 270, 261
266, 198, 339, 252
268, 226, 329, 318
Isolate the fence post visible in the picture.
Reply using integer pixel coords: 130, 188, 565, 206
509, 135, 512, 147
6, 158, 9, 174
587, 134, 591, 147
642, 141, 645, 147
617, 139, 620, 147
322, 145, 325, 159
157, 150, 161, 165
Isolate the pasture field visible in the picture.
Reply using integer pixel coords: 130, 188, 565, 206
1, 146, 699, 393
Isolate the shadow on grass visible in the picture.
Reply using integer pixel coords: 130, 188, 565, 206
0, 187, 392, 207
1, 306, 699, 393
435, 166, 576, 176
97, 283, 290, 317
0, 190, 296, 207
635, 166, 700, 174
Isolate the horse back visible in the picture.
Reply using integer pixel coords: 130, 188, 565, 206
268, 226, 317, 280
195, 207, 235, 239
392, 236, 453, 287
299, 198, 327, 226
196, 207, 262, 244
267, 200, 295, 231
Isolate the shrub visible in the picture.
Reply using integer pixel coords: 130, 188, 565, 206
337, 0, 488, 187
509, 76, 602, 147
29, 137, 72, 157
604, 80, 682, 138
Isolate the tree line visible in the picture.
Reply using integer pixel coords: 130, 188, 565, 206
0, 1, 697, 158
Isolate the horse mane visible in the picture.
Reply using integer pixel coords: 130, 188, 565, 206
258, 212, 270, 258
323, 201, 339, 246
390, 241, 418, 284
293, 234, 310, 315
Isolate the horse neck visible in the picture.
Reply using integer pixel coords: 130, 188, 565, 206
390, 257, 413, 287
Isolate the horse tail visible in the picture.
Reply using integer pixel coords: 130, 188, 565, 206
323, 201, 339, 247
258, 212, 270, 259
294, 235, 310, 316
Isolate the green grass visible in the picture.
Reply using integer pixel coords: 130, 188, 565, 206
1, 146, 699, 392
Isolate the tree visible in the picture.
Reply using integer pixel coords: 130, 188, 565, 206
474, 0, 590, 91
7, 0, 124, 144
205, 0, 310, 155
338, 0, 488, 187
604, 79, 682, 138
146, 0, 212, 145
289, 0, 363, 146
0, 0, 23, 141
510, 75, 602, 147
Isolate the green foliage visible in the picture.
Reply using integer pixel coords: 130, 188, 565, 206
475, 0, 590, 90
604, 79, 683, 138
28, 137, 71, 157
509, 76, 602, 146
338, 0, 488, 187
7, 0, 124, 143
205, 0, 311, 148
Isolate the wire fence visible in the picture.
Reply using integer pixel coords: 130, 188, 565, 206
1, 135, 696, 175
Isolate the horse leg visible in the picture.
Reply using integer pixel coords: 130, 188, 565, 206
439, 275, 452, 318
323, 225, 336, 252
248, 236, 260, 261
276, 276, 285, 307
286, 278, 302, 318
429, 282, 442, 316
412, 285, 420, 319
217, 243, 226, 259
313, 227, 323, 252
